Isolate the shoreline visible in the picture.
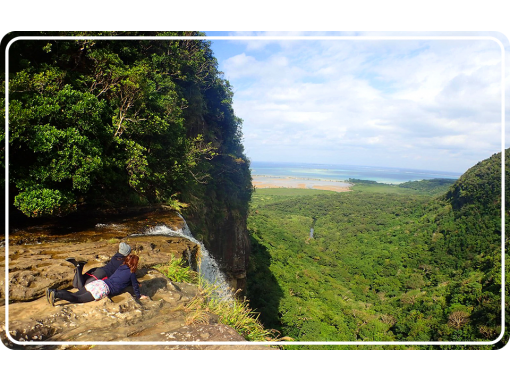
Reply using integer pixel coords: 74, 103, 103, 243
252, 176, 352, 193
252, 174, 350, 183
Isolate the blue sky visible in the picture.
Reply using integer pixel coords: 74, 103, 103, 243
206, 32, 506, 173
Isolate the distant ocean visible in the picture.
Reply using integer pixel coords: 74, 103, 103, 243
250, 161, 462, 185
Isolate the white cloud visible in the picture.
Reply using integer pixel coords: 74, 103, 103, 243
217, 37, 504, 172
226, 31, 312, 51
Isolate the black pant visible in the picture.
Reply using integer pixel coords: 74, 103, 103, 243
74, 265, 86, 289
55, 288, 95, 303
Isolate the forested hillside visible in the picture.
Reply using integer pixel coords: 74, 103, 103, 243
2, 32, 253, 287
2, 32, 251, 220
398, 178, 456, 196
247, 151, 508, 348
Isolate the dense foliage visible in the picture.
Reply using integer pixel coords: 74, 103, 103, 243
2, 32, 252, 222
398, 178, 457, 196
247, 151, 508, 349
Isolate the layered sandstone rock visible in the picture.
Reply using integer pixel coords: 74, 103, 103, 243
2, 235, 199, 302
1, 207, 274, 350
1, 269, 273, 349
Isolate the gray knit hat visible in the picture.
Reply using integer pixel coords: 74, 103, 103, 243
119, 242, 132, 256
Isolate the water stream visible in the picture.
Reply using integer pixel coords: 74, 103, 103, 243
310, 217, 317, 239
135, 215, 232, 300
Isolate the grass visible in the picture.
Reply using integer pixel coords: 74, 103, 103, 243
154, 246, 284, 343
350, 183, 419, 195
253, 182, 439, 197
154, 256, 199, 284
165, 193, 189, 213
251, 188, 336, 208
183, 278, 284, 343
254, 188, 334, 197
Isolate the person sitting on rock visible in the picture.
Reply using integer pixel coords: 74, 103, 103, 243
66, 242, 133, 289
46, 254, 148, 305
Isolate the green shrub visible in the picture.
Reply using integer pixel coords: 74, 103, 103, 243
156, 257, 198, 284
14, 188, 76, 217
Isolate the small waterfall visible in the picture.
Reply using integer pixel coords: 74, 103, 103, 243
137, 216, 232, 300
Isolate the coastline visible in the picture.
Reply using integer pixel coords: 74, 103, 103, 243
252, 175, 352, 193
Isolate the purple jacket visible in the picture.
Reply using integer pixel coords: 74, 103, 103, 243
103, 265, 141, 298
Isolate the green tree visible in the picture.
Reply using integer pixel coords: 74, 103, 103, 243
4, 32, 252, 220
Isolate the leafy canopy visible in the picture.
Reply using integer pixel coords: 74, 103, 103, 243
4, 32, 252, 219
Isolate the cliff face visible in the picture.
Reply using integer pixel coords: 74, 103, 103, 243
186, 206, 250, 292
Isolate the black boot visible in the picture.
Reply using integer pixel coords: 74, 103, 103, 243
65, 258, 78, 266
66, 258, 87, 267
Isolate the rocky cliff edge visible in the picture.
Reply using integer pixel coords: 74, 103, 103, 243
1, 208, 274, 350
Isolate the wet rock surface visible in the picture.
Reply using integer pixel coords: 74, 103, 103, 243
1, 207, 275, 350
2, 235, 199, 302
7, 205, 186, 246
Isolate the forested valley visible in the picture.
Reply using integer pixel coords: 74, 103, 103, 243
247, 150, 509, 349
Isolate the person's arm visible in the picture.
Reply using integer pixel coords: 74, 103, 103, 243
130, 273, 147, 299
